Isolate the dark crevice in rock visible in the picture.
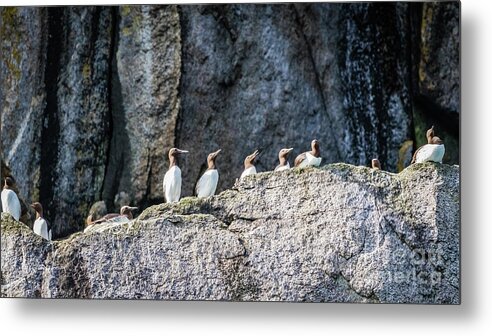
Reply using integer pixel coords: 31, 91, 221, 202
414, 95, 459, 137
174, 5, 185, 149
291, 4, 342, 160
408, 3, 423, 155
39, 7, 63, 237
102, 7, 130, 213
100, 6, 118, 205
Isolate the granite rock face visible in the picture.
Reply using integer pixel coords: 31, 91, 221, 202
1, 163, 460, 303
102, 5, 181, 210
418, 1, 460, 115
176, 3, 414, 196
1, 3, 460, 238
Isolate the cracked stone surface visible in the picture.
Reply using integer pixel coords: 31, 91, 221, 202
1, 162, 459, 303
1, 3, 459, 239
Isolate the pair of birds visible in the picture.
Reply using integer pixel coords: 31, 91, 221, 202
1, 177, 51, 240
162, 139, 322, 203
84, 205, 139, 232
163, 148, 222, 203
369, 126, 445, 170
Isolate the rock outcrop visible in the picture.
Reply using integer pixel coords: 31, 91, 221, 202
0, 3, 460, 238
1, 163, 460, 303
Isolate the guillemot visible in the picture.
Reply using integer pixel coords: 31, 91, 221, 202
371, 158, 381, 169
411, 126, 445, 164
294, 139, 322, 168
31, 202, 51, 240
274, 148, 294, 171
240, 150, 259, 179
84, 205, 138, 232
1, 177, 21, 221
163, 148, 189, 203
196, 149, 221, 198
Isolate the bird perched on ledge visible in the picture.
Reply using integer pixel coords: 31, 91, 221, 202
196, 149, 221, 198
31, 202, 51, 241
240, 149, 259, 180
371, 158, 381, 170
411, 126, 445, 164
163, 148, 189, 203
294, 139, 322, 168
1, 177, 21, 221
275, 148, 294, 172
85, 205, 138, 229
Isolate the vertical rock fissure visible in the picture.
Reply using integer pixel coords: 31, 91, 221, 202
100, 6, 117, 211
39, 7, 63, 234
102, 7, 129, 211
291, 4, 342, 161
101, 7, 128, 213
174, 5, 185, 150
407, 3, 422, 157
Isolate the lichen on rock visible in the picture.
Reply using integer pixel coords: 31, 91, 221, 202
1, 163, 459, 303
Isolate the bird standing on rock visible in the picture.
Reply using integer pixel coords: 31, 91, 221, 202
371, 158, 381, 170
275, 148, 294, 171
163, 148, 189, 203
1, 177, 21, 221
240, 150, 259, 180
196, 149, 221, 198
411, 126, 445, 164
85, 205, 138, 228
294, 139, 322, 168
31, 202, 51, 241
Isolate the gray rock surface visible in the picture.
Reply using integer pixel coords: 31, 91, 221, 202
0, 7, 47, 206
1, 163, 460, 303
176, 3, 414, 196
418, 2, 460, 115
1, 3, 459, 238
102, 5, 181, 210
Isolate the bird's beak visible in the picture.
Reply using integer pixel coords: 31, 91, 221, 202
177, 149, 189, 154
287, 148, 294, 153
213, 149, 222, 157
252, 150, 260, 158
30, 204, 35, 209
129, 207, 138, 211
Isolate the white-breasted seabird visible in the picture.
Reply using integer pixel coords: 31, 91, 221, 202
371, 158, 381, 169
240, 150, 259, 180
31, 202, 51, 241
163, 148, 189, 203
411, 126, 445, 164
196, 149, 221, 198
274, 148, 294, 171
294, 139, 322, 168
84, 205, 138, 233
1, 177, 21, 221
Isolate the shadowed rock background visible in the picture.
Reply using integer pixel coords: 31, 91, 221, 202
0, 3, 459, 238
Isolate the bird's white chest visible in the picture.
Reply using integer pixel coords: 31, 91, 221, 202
299, 152, 322, 168
197, 169, 219, 197
416, 144, 445, 163
1, 189, 21, 221
275, 162, 290, 172
33, 218, 49, 240
163, 166, 182, 203
240, 166, 257, 179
